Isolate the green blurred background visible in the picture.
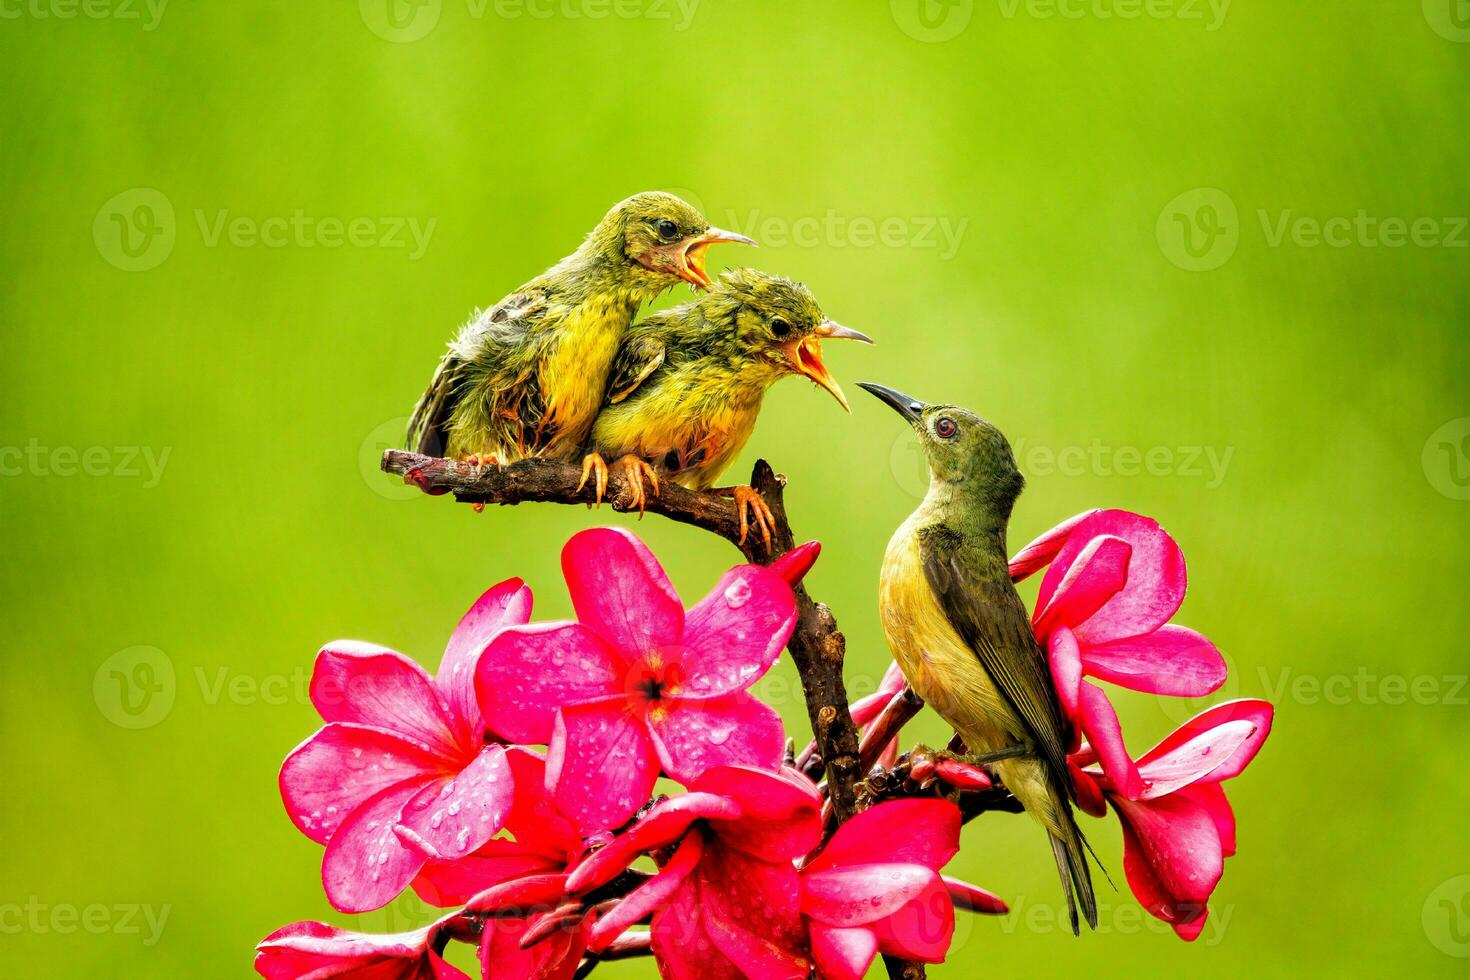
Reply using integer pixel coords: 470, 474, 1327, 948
3, 1, 1467, 976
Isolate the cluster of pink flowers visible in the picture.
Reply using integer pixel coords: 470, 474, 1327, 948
259, 510, 1271, 977
259, 527, 1000, 979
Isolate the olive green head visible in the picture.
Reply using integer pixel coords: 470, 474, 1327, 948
706, 269, 874, 410
587, 192, 756, 288
859, 383, 1025, 515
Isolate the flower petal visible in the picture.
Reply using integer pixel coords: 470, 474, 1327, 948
412, 839, 562, 908
1076, 682, 1142, 799
699, 848, 809, 979
322, 779, 434, 913
1081, 625, 1227, 697
587, 831, 705, 952
1113, 793, 1223, 919
809, 924, 879, 980
1048, 627, 1083, 722
546, 700, 659, 835
804, 799, 961, 874
254, 920, 446, 980
650, 874, 744, 980
311, 643, 460, 757
478, 915, 586, 980
438, 579, 533, 741
648, 692, 785, 783
851, 660, 908, 727
562, 526, 682, 656
671, 565, 796, 699
1008, 510, 1101, 582
1137, 699, 1274, 785
476, 623, 621, 744
1134, 720, 1257, 800
1069, 761, 1107, 818
502, 747, 581, 861
1179, 782, 1236, 857
1032, 534, 1131, 638
1037, 511, 1186, 645
870, 876, 956, 963
770, 540, 821, 585
565, 792, 741, 896
1174, 907, 1209, 942
395, 744, 514, 862
802, 865, 939, 926
688, 766, 823, 862
944, 876, 1009, 914
280, 723, 447, 845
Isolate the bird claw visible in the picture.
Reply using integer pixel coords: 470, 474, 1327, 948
717, 485, 775, 551
460, 454, 503, 479
614, 455, 661, 517
578, 454, 610, 507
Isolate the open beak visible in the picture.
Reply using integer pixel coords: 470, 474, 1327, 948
675, 227, 757, 288
858, 382, 927, 425
783, 322, 869, 413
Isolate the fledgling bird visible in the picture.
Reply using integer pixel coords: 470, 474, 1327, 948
406, 192, 754, 467
862, 382, 1099, 935
582, 269, 872, 545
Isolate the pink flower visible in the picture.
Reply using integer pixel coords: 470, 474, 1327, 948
1073, 699, 1273, 940
1011, 510, 1228, 799
800, 799, 969, 979
477, 527, 798, 833
279, 579, 533, 912
567, 765, 823, 979
254, 919, 470, 980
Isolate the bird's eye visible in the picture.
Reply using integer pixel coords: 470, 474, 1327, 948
771, 319, 792, 338
934, 417, 958, 439
655, 219, 680, 241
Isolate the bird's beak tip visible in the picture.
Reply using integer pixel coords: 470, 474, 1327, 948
858, 381, 926, 424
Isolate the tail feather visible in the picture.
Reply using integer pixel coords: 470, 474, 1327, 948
1049, 807, 1098, 935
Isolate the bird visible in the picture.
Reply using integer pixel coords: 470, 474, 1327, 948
861, 382, 1099, 935
406, 192, 755, 470
581, 268, 872, 546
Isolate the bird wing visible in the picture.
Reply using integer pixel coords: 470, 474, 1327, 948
405, 288, 550, 455
605, 335, 666, 405
918, 524, 1073, 794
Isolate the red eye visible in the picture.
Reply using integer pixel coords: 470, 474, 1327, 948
934, 417, 957, 439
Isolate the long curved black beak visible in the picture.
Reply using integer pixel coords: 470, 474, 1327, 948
858, 382, 927, 425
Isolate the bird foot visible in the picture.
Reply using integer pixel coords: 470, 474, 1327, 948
946, 742, 1033, 768
458, 454, 503, 479
712, 485, 776, 551
613, 455, 661, 517
577, 454, 610, 507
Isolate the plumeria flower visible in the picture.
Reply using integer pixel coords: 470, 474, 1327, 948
800, 798, 989, 979
254, 918, 470, 980
278, 580, 533, 912
1071, 699, 1273, 940
477, 527, 799, 833
567, 765, 823, 979
1011, 510, 1228, 799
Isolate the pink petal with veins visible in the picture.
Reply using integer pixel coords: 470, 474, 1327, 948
1032, 535, 1131, 638
671, 565, 795, 699
546, 700, 658, 835
943, 876, 1009, 914
648, 692, 785, 784
1008, 510, 1101, 582
1076, 682, 1142, 799
1048, 627, 1084, 721
1081, 625, 1227, 697
412, 839, 562, 908
476, 623, 621, 744
689, 766, 823, 862
562, 527, 683, 656
565, 792, 741, 896
479, 915, 586, 980
870, 876, 955, 963
1137, 699, 1274, 784
805, 799, 961, 873
321, 779, 435, 913
809, 924, 880, 980
1133, 720, 1257, 800
395, 744, 513, 861
1114, 793, 1223, 917
311, 643, 459, 757
802, 865, 939, 926
437, 579, 532, 741
587, 831, 705, 952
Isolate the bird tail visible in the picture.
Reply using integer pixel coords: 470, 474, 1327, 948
407, 353, 458, 456
1049, 804, 1098, 935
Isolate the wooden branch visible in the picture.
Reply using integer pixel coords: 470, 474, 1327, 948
382, 450, 866, 824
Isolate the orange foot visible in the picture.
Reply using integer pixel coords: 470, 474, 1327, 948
714, 485, 776, 550
578, 453, 610, 507
457, 453, 503, 479
614, 455, 661, 517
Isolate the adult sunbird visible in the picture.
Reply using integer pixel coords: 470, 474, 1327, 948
862, 382, 1099, 935
582, 269, 871, 545
406, 192, 754, 466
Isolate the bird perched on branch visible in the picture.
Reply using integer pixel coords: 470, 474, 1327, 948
406, 192, 754, 467
581, 269, 872, 546
862, 382, 1099, 935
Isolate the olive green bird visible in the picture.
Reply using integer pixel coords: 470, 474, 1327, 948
406, 192, 754, 467
862, 382, 1099, 935
582, 269, 871, 546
